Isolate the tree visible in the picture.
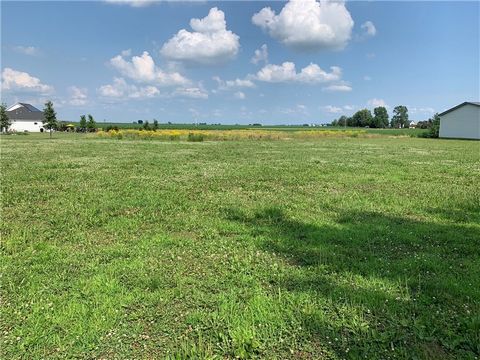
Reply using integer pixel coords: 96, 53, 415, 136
143, 120, 150, 131
347, 116, 355, 127
43, 101, 58, 138
428, 113, 441, 138
372, 106, 389, 128
87, 114, 96, 132
331, 118, 338, 127
352, 109, 373, 127
391, 106, 409, 128
337, 115, 349, 127
79, 115, 87, 132
153, 119, 159, 131
0, 103, 11, 133
416, 119, 433, 129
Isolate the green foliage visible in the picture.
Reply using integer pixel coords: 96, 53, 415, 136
337, 115, 349, 127
1, 133, 479, 358
104, 125, 119, 132
391, 105, 409, 128
372, 106, 389, 128
352, 109, 373, 127
429, 113, 441, 138
79, 115, 87, 131
57, 121, 68, 132
416, 119, 433, 129
87, 114, 97, 132
419, 113, 441, 138
143, 120, 150, 131
187, 133, 205, 142
0, 103, 12, 132
153, 119, 159, 131
42, 100, 58, 137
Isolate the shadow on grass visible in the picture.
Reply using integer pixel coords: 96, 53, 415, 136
225, 207, 480, 359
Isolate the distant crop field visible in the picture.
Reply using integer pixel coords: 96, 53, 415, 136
1, 133, 479, 359
72, 121, 429, 136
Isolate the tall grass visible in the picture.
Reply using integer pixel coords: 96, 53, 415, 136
96, 128, 369, 141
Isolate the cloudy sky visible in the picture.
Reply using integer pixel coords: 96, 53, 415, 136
2, 0, 478, 124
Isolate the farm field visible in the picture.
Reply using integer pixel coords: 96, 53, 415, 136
68, 121, 428, 136
1, 133, 479, 359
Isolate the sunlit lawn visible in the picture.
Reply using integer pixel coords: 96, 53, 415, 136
1, 133, 479, 359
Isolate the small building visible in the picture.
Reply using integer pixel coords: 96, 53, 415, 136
439, 102, 480, 140
6, 103, 45, 132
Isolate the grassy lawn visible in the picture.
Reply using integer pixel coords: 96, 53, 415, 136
1, 133, 479, 359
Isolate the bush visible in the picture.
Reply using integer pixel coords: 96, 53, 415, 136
104, 125, 119, 132
187, 133, 205, 142
417, 113, 440, 138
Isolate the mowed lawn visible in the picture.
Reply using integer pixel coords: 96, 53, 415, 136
1, 133, 479, 359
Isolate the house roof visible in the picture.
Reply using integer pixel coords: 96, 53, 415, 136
6, 102, 44, 121
439, 102, 480, 116
6, 102, 42, 112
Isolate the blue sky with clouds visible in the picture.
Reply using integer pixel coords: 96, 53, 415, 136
2, 0, 479, 124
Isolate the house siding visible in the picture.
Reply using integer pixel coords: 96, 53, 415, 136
10, 120, 45, 132
439, 104, 480, 140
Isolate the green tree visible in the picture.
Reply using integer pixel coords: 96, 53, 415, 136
391, 106, 409, 128
0, 103, 12, 133
428, 113, 441, 138
87, 114, 96, 132
79, 115, 87, 132
143, 120, 150, 131
337, 115, 349, 127
331, 118, 338, 127
43, 101, 58, 138
352, 109, 373, 127
153, 119, 159, 131
372, 106, 389, 128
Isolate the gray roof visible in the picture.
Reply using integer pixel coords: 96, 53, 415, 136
6, 102, 44, 121
439, 102, 480, 116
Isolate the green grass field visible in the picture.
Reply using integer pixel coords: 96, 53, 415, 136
1, 133, 479, 359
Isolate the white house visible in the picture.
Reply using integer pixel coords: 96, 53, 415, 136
439, 102, 480, 140
6, 103, 45, 132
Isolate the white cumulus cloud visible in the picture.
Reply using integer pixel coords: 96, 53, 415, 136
213, 76, 256, 91
1, 67, 53, 94
234, 91, 246, 100
252, 0, 354, 51
68, 86, 88, 106
160, 7, 240, 65
367, 98, 388, 108
98, 77, 160, 99
109, 51, 189, 86
255, 62, 342, 84
324, 105, 342, 113
361, 21, 377, 37
251, 44, 269, 65
172, 87, 208, 99
322, 83, 352, 92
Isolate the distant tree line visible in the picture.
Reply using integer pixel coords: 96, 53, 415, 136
331, 105, 411, 129
331, 105, 441, 137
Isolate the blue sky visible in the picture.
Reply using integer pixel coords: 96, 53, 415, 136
2, 1, 479, 124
